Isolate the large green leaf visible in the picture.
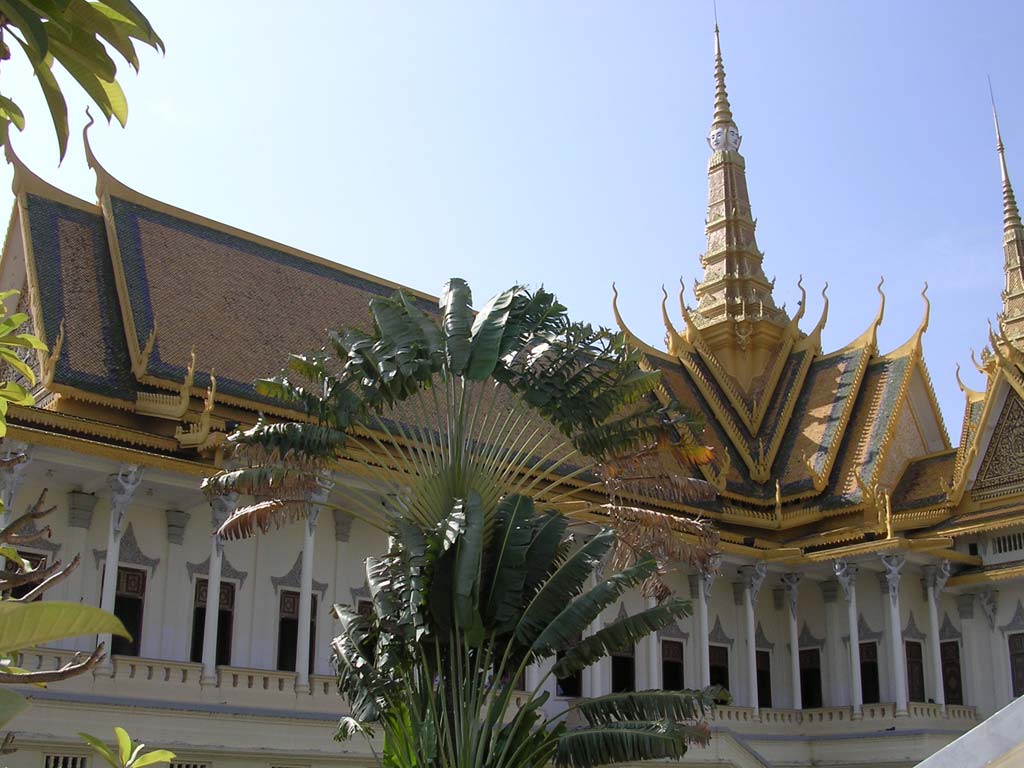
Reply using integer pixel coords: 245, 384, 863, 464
552, 598, 691, 679
574, 688, 720, 726
0, 686, 27, 728
465, 285, 516, 380
482, 494, 533, 632
0, 600, 129, 652
514, 528, 615, 648
17, 42, 69, 159
129, 750, 176, 767
440, 278, 473, 376
1, 0, 50, 56
554, 720, 709, 768
531, 555, 659, 656
452, 492, 484, 640
521, 511, 568, 597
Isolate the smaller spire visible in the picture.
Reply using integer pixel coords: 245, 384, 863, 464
990, 78, 1023, 233
711, 25, 736, 132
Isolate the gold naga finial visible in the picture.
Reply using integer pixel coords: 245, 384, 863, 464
132, 323, 157, 380
676, 278, 703, 343
991, 77, 1023, 233
955, 362, 967, 392
611, 283, 661, 356
40, 320, 65, 387
176, 369, 217, 449
660, 285, 687, 355
884, 489, 894, 539
873, 276, 887, 331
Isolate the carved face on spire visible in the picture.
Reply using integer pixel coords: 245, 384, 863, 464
708, 124, 741, 152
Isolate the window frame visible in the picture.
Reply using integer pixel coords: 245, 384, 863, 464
189, 575, 239, 667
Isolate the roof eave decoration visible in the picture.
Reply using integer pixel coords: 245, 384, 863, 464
838, 276, 885, 353
135, 347, 196, 419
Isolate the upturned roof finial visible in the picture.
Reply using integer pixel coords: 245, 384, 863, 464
990, 77, 1023, 233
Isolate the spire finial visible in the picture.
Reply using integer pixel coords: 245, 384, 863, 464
990, 77, 1022, 232
708, 21, 740, 151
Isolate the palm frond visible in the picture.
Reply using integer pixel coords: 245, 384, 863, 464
554, 720, 711, 768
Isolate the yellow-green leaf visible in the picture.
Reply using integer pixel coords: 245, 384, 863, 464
0, 601, 130, 653
131, 751, 176, 768
115, 726, 131, 765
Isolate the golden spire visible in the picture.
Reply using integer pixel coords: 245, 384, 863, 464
992, 81, 1023, 233
711, 24, 736, 135
990, 79, 1024, 344
691, 22, 788, 358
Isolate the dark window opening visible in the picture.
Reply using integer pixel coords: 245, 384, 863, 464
112, 566, 146, 657
906, 641, 925, 702
799, 648, 823, 708
189, 579, 235, 666
860, 642, 880, 704
662, 640, 685, 691
556, 633, 583, 698
277, 590, 316, 673
1009, 633, 1024, 697
941, 641, 963, 705
756, 649, 772, 708
2, 551, 46, 600
709, 645, 730, 692
611, 645, 636, 693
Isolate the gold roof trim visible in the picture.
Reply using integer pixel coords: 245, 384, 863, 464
880, 283, 930, 361
135, 348, 196, 420
611, 284, 672, 360
948, 561, 1024, 588
9, 404, 178, 451
837, 277, 885, 353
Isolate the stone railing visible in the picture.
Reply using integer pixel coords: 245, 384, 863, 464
13, 649, 980, 733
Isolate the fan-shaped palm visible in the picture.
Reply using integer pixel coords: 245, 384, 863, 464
204, 279, 722, 768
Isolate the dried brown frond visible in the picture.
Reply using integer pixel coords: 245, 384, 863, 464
599, 434, 716, 507
14, 555, 80, 602
0, 555, 76, 594
607, 505, 719, 601
217, 499, 314, 541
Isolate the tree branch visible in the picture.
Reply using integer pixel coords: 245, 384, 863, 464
0, 555, 65, 590
14, 554, 79, 602
0, 489, 54, 542
0, 644, 105, 684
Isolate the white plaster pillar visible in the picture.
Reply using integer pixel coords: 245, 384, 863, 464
160, 509, 191, 661
200, 493, 237, 684
780, 574, 802, 709
645, 596, 660, 689
819, 579, 848, 706
0, 441, 31, 570
835, 560, 862, 718
737, 563, 766, 716
689, 556, 718, 689
881, 554, 908, 715
97, 464, 142, 675
61, 490, 98, 651
922, 561, 950, 710
295, 476, 333, 693
958, 592, 995, 715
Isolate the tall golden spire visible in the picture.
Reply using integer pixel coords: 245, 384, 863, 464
691, 23, 789, 359
990, 82, 1024, 344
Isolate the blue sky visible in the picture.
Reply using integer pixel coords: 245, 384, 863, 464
1, 1, 1021, 432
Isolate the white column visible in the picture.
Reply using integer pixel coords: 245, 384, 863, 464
161, 509, 191, 660
881, 554, 908, 715
296, 477, 333, 693
97, 464, 142, 675
781, 573, 802, 709
201, 493, 237, 684
645, 596, 661, 689
0, 441, 31, 570
923, 561, 951, 710
835, 560, 862, 718
738, 563, 766, 716
819, 579, 847, 705
690, 556, 718, 689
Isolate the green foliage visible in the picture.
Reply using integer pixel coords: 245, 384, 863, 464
0, 290, 45, 436
206, 279, 720, 767
0, 0, 163, 159
0, 600, 129, 653
79, 727, 175, 767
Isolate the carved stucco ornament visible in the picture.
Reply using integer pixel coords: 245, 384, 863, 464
271, 551, 327, 596
187, 555, 249, 588
93, 523, 159, 572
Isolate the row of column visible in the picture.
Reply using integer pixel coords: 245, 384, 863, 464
683, 554, 953, 717
82, 462, 340, 691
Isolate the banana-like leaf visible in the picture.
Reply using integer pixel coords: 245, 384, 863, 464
554, 720, 710, 768
0, 600, 129, 652
573, 688, 720, 725
514, 528, 615, 648
465, 285, 516, 380
452, 492, 484, 641
440, 278, 473, 376
482, 494, 533, 631
531, 555, 659, 656
552, 598, 690, 679
521, 511, 568, 596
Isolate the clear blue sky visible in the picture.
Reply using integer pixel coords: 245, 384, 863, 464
1, 1, 1021, 432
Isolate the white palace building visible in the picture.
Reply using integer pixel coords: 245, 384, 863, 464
1, 26, 1024, 768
